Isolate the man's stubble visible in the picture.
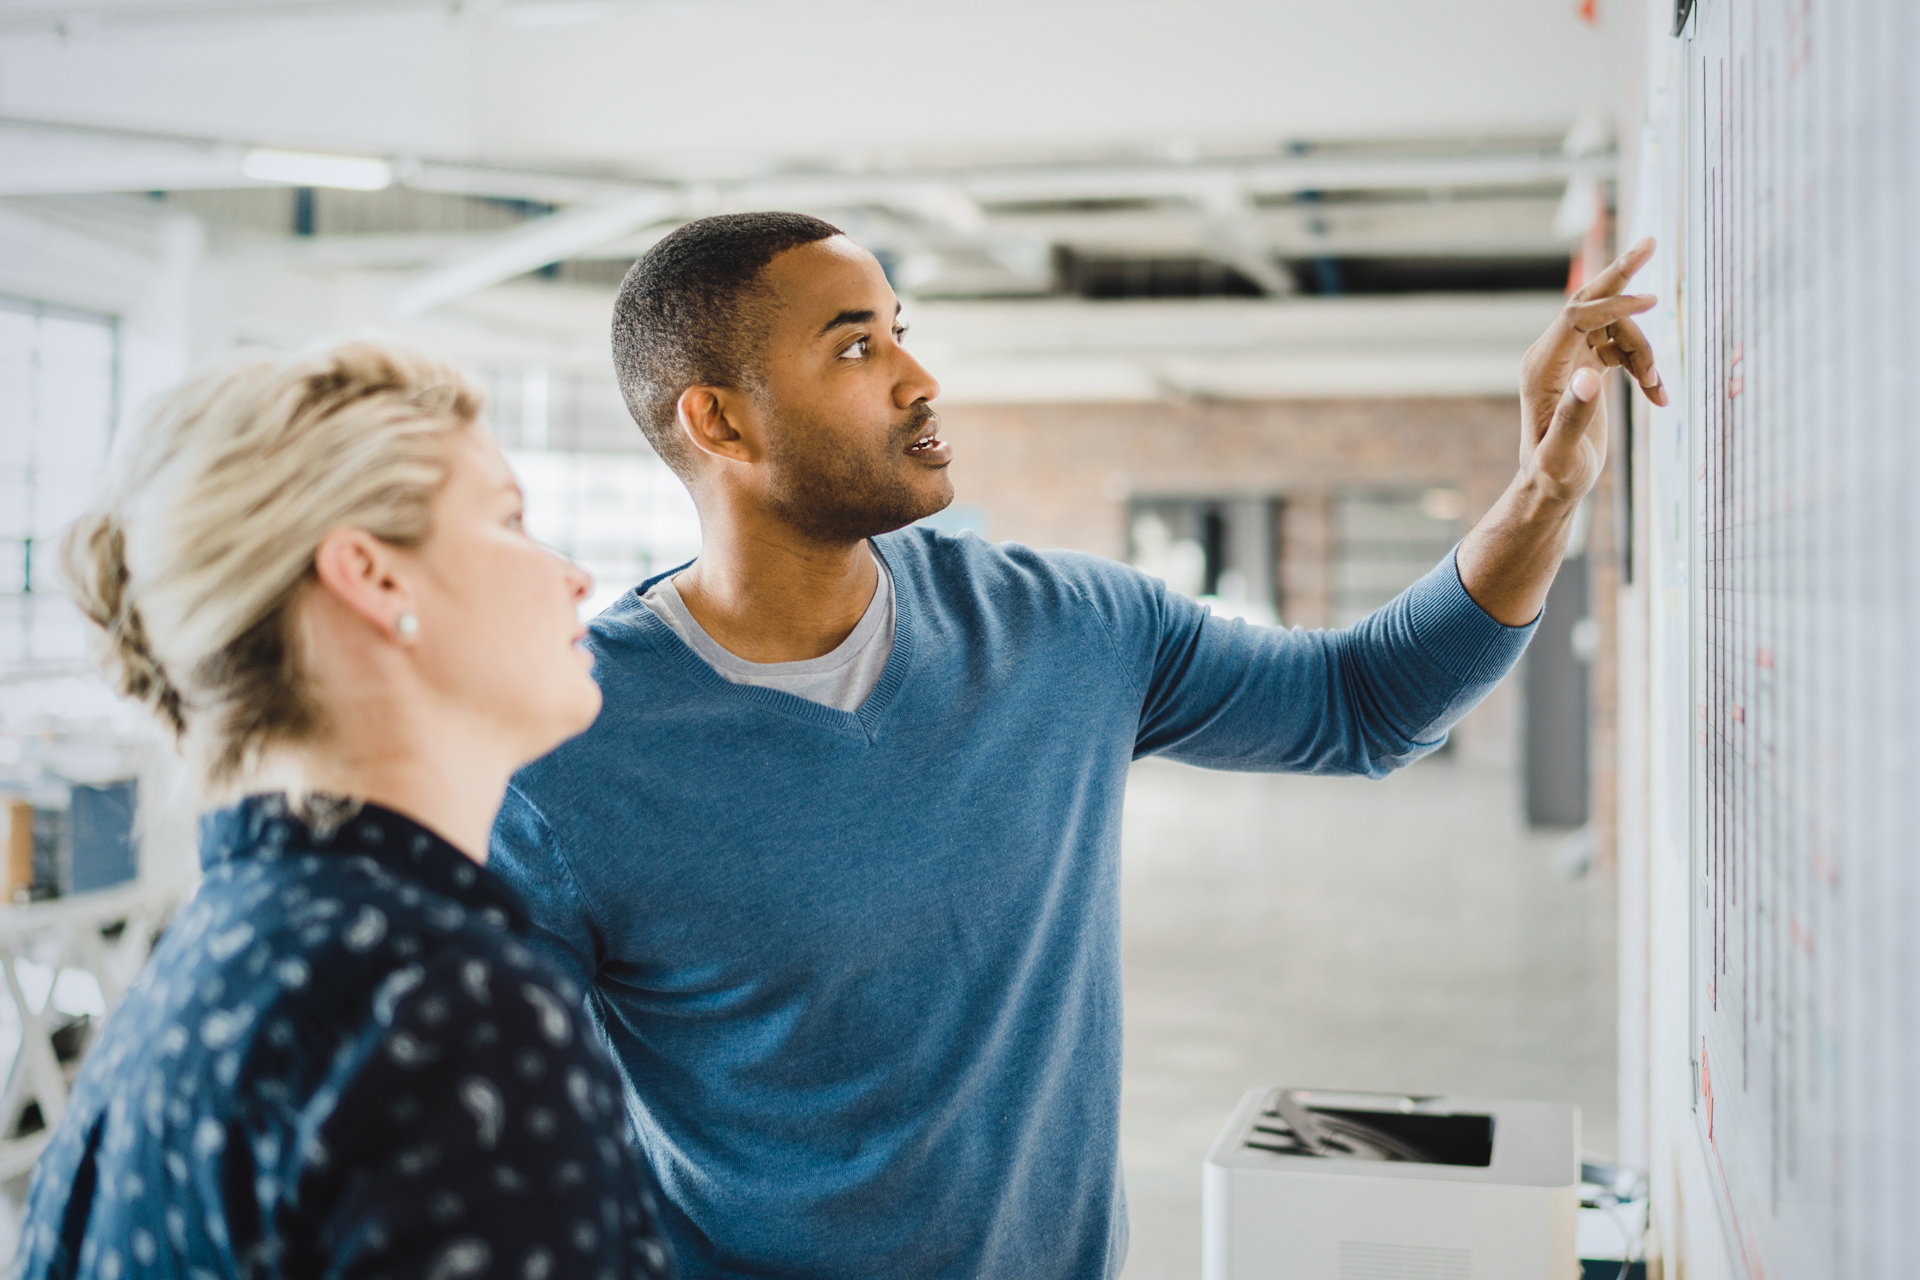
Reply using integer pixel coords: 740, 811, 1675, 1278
762, 397, 952, 544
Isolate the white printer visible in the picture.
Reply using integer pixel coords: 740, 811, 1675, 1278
1202, 1087, 1580, 1280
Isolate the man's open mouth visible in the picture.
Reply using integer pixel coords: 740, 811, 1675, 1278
906, 421, 943, 454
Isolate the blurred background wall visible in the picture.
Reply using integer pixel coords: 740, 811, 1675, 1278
0, 2, 1645, 1274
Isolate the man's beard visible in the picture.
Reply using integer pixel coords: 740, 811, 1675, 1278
762, 398, 951, 544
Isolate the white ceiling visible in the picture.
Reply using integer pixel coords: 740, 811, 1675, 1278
0, 0, 1613, 175
0, 0, 1620, 404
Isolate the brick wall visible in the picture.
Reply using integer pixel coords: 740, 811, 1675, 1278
940, 397, 1521, 562
937, 394, 1620, 839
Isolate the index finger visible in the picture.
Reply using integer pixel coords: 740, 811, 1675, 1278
1567, 293, 1658, 334
1572, 236, 1657, 303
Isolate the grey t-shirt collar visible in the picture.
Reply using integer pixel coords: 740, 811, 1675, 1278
638, 548, 896, 713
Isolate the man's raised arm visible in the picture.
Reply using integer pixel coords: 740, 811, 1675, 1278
1457, 238, 1669, 626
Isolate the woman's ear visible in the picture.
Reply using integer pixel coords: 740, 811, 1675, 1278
312, 527, 415, 642
677, 386, 760, 466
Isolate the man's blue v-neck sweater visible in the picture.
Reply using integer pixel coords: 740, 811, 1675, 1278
489, 528, 1535, 1280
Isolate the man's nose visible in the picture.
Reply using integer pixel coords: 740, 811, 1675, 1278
894, 347, 941, 408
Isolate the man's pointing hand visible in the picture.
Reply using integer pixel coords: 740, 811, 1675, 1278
1455, 237, 1668, 626
1516, 237, 1668, 504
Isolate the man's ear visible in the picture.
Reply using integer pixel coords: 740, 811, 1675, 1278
312, 527, 414, 641
677, 386, 761, 466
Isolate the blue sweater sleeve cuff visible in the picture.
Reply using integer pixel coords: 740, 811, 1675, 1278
1401, 544, 1540, 689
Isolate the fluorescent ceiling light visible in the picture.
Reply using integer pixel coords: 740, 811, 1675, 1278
242, 148, 393, 191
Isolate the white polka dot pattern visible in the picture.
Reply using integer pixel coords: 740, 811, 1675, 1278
13, 795, 676, 1280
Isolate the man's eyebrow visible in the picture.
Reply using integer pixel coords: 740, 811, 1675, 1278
817, 308, 875, 337
816, 301, 904, 338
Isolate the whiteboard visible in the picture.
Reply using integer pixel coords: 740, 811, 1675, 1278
1658, 0, 1919, 1275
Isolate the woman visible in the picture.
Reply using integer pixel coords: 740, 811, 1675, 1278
17, 344, 674, 1279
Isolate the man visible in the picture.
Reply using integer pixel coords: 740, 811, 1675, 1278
491, 212, 1665, 1279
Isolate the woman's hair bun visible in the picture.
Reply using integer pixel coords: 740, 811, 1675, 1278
61, 510, 187, 738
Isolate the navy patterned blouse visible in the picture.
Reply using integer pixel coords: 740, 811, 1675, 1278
15, 794, 675, 1280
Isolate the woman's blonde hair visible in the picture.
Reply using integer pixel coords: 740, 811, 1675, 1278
62, 341, 484, 789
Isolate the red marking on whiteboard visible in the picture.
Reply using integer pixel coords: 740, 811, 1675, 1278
1731, 703, 1745, 724
1703, 1058, 1769, 1280
1756, 647, 1774, 669
1576, 0, 1598, 23
1813, 850, 1838, 887
1791, 917, 1813, 957
1727, 343, 1746, 398
1701, 1043, 1714, 1142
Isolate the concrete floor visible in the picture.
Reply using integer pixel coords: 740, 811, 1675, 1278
1116, 754, 1616, 1279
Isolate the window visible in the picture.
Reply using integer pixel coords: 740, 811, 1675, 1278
1330, 488, 1464, 627
481, 365, 705, 618
0, 299, 118, 676
0, 299, 117, 597
1128, 497, 1280, 626
508, 450, 701, 618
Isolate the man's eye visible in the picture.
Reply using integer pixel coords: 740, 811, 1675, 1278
841, 337, 869, 360
893, 325, 909, 343
507, 512, 525, 531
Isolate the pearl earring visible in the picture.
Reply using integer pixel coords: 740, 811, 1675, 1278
396, 613, 419, 640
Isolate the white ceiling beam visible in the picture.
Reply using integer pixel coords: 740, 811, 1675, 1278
655, 152, 1612, 226
0, 1, 436, 32
1203, 244, 1296, 297
252, 196, 1569, 278
906, 292, 1563, 352
396, 281, 1565, 402
986, 200, 1568, 258
910, 292, 1564, 401
1189, 180, 1295, 296
2, 114, 1611, 209
958, 152, 1613, 208
388, 189, 678, 315
0, 114, 1596, 316
376, 151, 1594, 308
0, 124, 250, 195
400, 160, 642, 208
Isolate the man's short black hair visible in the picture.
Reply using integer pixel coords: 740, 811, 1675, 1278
611, 211, 844, 478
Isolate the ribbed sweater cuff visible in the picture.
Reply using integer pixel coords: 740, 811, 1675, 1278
1403, 545, 1540, 687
